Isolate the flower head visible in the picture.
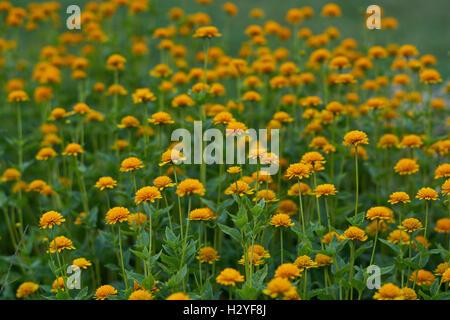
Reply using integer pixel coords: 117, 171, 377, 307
343, 130, 369, 146
399, 218, 423, 233
39, 211, 65, 229
193, 26, 221, 38
197, 246, 220, 264
341, 226, 368, 241
416, 187, 439, 200
95, 176, 118, 191
314, 184, 338, 197
388, 192, 410, 204
373, 283, 403, 300
62, 143, 84, 156
269, 213, 294, 227
16, 282, 39, 298
105, 207, 130, 224
72, 258, 92, 269
216, 268, 244, 286
95, 285, 118, 300
120, 157, 144, 172
176, 179, 205, 197
47, 236, 75, 253
135, 186, 162, 205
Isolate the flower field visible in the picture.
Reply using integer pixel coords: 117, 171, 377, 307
0, 0, 450, 301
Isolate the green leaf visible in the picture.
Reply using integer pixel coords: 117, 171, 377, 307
218, 223, 241, 243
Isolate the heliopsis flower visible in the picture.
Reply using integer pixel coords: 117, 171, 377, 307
95, 285, 118, 300
387, 230, 410, 244
166, 292, 191, 300
51, 277, 65, 292
238, 245, 270, 266
322, 231, 341, 244
416, 187, 439, 200
365, 206, 393, 221
188, 207, 216, 221
35, 147, 57, 160
176, 179, 205, 197
263, 277, 293, 298
128, 289, 153, 300
399, 218, 423, 232
274, 263, 301, 279
388, 192, 410, 204
197, 247, 220, 264
409, 270, 435, 286
47, 236, 75, 253
400, 135, 423, 149
193, 26, 222, 38
377, 134, 399, 148
135, 186, 163, 205
159, 149, 186, 166
106, 54, 126, 70
419, 68, 442, 84
1, 168, 21, 182
269, 213, 294, 227
72, 257, 92, 269
294, 255, 318, 271
39, 211, 65, 229
434, 262, 449, 276
62, 143, 84, 156
434, 218, 450, 233
394, 158, 419, 175
441, 269, 450, 284
277, 200, 298, 215
227, 166, 241, 174
253, 189, 278, 202
128, 213, 147, 228
153, 176, 176, 190
148, 112, 175, 125
285, 162, 312, 180
216, 268, 244, 286
400, 287, 417, 300
224, 180, 253, 197
8, 90, 29, 102
442, 179, 450, 195
105, 207, 130, 224
434, 163, 450, 179
341, 226, 368, 241
343, 130, 369, 146
373, 283, 403, 300
132, 88, 156, 104
314, 184, 338, 197
16, 282, 39, 298
315, 254, 333, 267
120, 157, 144, 172
95, 176, 118, 191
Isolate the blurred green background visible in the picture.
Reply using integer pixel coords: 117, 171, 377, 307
11, 0, 450, 78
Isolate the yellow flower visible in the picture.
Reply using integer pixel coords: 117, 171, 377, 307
434, 218, 450, 233
148, 111, 175, 125
420, 68, 442, 84
36, 147, 57, 160
1, 168, 21, 182
95, 285, 118, 300
343, 130, 369, 146
434, 163, 450, 179
8, 90, 29, 102
16, 282, 39, 298
400, 135, 423, 149
197, 246, 220, 264
277, 199, 298, 215
39, 211, 65, 229
274, 263, 301, 279
314, 184, 338, 197
188, 207, 216, 221
227, 166, 241, 174
105, 207, 130, 224
166, 292, 191, 300
416, 187, 439, 200
400, 287, 417, 300
72, 257, 92, 269
263, 277, 293, 298
47, 236, 75, 253
373, 283, 403, 300
106, 54, 126, 70
62, 143, 84, 156
216, 268, 244, 286
159, 149, 186, 166
315, 254, 333, 267
128, 289, 153, 300
176, 179, 205, 197
442, 269, 450, 284
434, 262, 449, 276
394, 158, 419, 175
365, 206, 393, 221
253, 189, 278, 202
341, 226, 368, 241
409, 270, 435, 286
153, 176, 176, 190
135, 186, 162, 205
442, 179, 450, 195
399, 218, 423, 232
132, 88, 156, 104
285, 162, 312, 180
269, 213, 294, 227
95, 176, 118, 191
128, 213, 147, 228
294, 255, 318, 271
387, 230, 410, 244
51, 277, 65, 292
213, 111, 235, 125
193, 26, 222, 38
322, 231, 341, 244
387, 192, 410, 204
120, 157, 144, 172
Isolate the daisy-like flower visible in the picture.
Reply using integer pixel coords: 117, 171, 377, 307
442, 269, 450, 284
72, 257, 92, 269
16, 282, 39, 299
365, 206, 393, 221
120, 157, 144, 172
35, 147, 57, 160
434, 218, 450, 233
253, 189, 278, 202
51, 277, 65, 292
135, 186, 163, 205
377, 134, 399, 148
434, 262, 449, 276
95, 285, 118, 300
269, 213, 294, 227
400, 135, 423, 149
159, 149, 186, 166
343, 130, 369, 146
197, 246, 220, 264
176, 178, 205, 197
442, 179, 450, 195
106, 54, 126, 70
8, 90, 29, 102
399, 218, 423, 232
216, 268, 244, 286
128, 213, 147, 228
193, 26, 222, 38
188, 207, 216, 221
227, 166, 241, 174
132, 88, 156, 104
400, 287, 417, 300
314, 184, 338, 197
274, 263, 302, 279
387, 192, 410, 204
394, 158, 419, 175
285, 162, 312, 180
47, 236, 76, 253
409, 270, 435, 286
373, 283, 403, 300
105, 207, 130, 224
263, 277, 293, 298
39, 210, 65, 229
420, 68, 442, 84
387, 230, 410, 244
322, 231, 341, 244
95, 176, 118, 191
62, 143, 84, 156
434, 163, 450, 179
148, 111, 175, 125
224, 180, 254, 197
153, 176, 176, 190
277, 199, 298, 215
315, 254, 333, 267
166, 292, 191, 300
416, 187, 439, 200
1, 168, 21, 182
341, 226, 368, 241
294, 255, 318, 271
213, 111, 235, 125
128, 289, 153, 300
